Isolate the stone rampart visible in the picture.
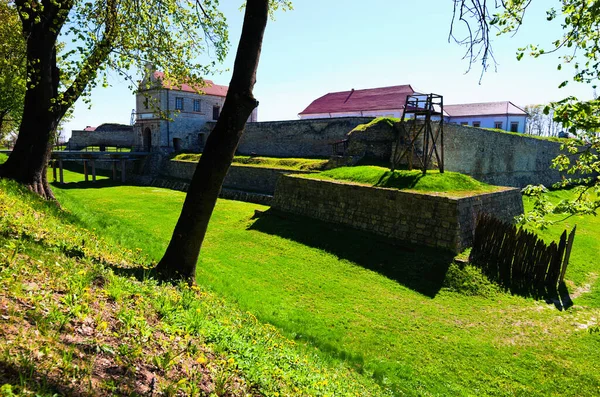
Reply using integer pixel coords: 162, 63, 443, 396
68, 130, 135, 149
443, 124, 565, 187
203, 117, 375, 158
272, 175, 523, 252
161, 160, 312, 195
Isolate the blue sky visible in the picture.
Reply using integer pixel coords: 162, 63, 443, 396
61, 0, 594, 138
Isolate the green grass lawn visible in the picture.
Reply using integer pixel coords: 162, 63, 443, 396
48, 169, 600, 396
173, 153, 328, 171
305, 165, 501, 195
0, 179, 386, 396
523, 189, 600, 307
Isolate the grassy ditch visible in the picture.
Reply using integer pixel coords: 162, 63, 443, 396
304, 165, 501, 195
45, 169, 600, 396
173, 153, 328, 171
0, 179, 388, 396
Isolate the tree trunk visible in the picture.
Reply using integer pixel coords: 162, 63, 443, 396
154, 0, 269, 282
0, 15, 62, 200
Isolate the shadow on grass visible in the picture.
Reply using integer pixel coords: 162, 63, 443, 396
508, 282, 573, 311
50, 178, 123, 190
248, 209, 455, 298
374, 171, 423, 190
0, 360, 84, 397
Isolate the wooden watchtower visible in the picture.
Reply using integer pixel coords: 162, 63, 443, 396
391, 93, 444, 174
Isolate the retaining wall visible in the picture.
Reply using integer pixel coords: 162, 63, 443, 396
203, 117, 375, 158
68, 130, 135, 149
272, 175, 524, 252
443, 124, 565, 187
161, 160, 312, 195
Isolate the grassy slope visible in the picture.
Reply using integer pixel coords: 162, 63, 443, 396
481, 128, 575, 143
51, 170, 600, 396
173, 154, 328, 171
523, 189, 600, 307
348, 117, 399, 133
305, 166, 500, 195
0, 179, 387, 396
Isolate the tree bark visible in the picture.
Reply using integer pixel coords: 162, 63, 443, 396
0, 19, 62, 199
0, 0, 116, 199
154, 0, 269, 282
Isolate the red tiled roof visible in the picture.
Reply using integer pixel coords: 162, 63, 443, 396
83, 126, 96, 131
153, 71, 228, 97
444, 101, 527, 117
299, 85, 415, 115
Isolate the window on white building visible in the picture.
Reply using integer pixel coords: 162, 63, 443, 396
193, 99, 201, 112
494, 121, 503, 129
472, 121, 481, 128
175, 97, 184, 110
510, 122, 519, 132
213, 105, 220, 120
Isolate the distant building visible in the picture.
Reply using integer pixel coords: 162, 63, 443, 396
298, 85, 416, 119
134, 70, 257, 152
299, 86, 528, 134
444, 101, 528, 133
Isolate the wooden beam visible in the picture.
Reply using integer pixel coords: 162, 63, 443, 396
91, 160, 96, 182
121, 159, 126, 183
58, 160, 64, 184
83, 160, 88, 182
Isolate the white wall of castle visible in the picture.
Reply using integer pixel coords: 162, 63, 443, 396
446, 115, 527, 133
299, 108, 404, 120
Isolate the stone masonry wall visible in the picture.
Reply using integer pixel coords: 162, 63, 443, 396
207, 117, 375, 158
443, 124, 565, 188
161, 160, 312, 195
342, 121, 570, 188
68, 130, 135, 149
272, 175, 523, 252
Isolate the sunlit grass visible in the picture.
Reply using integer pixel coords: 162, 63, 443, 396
48, 171, 600, 396
172, 153, 328, 171
305, 165, 500, 195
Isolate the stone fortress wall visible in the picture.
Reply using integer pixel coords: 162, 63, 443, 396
201, 117, 375, 158
272, 174, 524, 253
68, 124, 135, 150
77, 116, 570, 190
160, 159, 312, 195
443, 124, 564, 188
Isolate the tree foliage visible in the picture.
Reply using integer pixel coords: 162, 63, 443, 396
0, 0, 230, 198
0, 1, 25, 141
451, 0, 600, 225
523, 104, 563, 136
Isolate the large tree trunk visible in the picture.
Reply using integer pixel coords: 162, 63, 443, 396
154, 0, 269, 282
0, 8, 63, 200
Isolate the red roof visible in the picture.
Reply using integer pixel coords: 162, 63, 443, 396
152, 71, 228, 97
444, 101, 527, 117
299, 85, 415, 115
83, 126, 96, 131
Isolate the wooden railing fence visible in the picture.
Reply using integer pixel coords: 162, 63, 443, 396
469, 214, 576, 294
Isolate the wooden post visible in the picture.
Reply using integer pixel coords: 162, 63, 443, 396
559, 226, 576, 282
52, 160, 57, 182
112, 161, 117, 181
83, 160, 88, 182
121, 159, 126, 183
58, 160, 64, 184
91, 160, 96, 182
